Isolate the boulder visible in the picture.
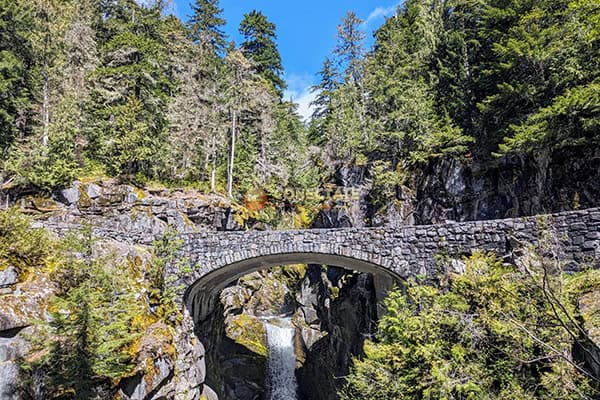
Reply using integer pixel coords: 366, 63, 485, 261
0, 327, 32, 400
202, 385, 218, 400
0, 267, 18, 288
119, 322, 176, 400
86, 183, 103, 199
59, 187, 80, 206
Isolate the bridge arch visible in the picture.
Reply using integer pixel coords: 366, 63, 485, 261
183, 249, 401, 324
168, 208, 600, 323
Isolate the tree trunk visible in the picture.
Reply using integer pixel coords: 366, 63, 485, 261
227, 109, 237, 197
211, 155, 217, 193
42, 12, 50, 146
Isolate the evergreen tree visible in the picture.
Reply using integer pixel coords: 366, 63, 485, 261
239, 10, 286, 96
223, 48, 259, 196
334, 11, 365, 86
0, 0, 37, 152
363, 0, 472, 166
166, 15, 228, 188
187, 0, 227, 54
309, 57, 339, 145
32, 228, 147, 398
322, 12, 370, 166
88, 0, 172, 178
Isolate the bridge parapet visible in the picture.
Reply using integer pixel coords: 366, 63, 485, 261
175, 208, 600, 322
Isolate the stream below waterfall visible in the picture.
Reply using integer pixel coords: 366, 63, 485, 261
264, 318, 298, 400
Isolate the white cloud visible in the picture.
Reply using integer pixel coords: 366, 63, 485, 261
363, 4, 400, 28
284, 73, 317, 122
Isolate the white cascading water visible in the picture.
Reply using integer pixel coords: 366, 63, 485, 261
265, 318, 298, 400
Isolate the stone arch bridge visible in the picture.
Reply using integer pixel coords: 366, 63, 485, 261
173, 208, 600, 323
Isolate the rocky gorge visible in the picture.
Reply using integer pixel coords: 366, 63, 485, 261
0, 180, 384, 400
1, 169, 599, 399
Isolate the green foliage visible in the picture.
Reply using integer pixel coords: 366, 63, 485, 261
0, 208, 50, 273
87, 0, 172, 179
0, 0, 318, 202
239, 10, 286, 95
150, 229, 185, 325
341, 252, 600, 400
28, 227, 148, 398
6, 96, 80, 190
0, 0, 37, 152
188, 0, 227, 54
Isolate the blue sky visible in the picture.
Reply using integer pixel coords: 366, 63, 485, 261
170, 0, 401, 119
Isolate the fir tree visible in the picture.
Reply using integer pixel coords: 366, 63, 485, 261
88, 0, 172, 178
187, 0, 227, 55
0, 0, 37, 152
239, 10, 286, 96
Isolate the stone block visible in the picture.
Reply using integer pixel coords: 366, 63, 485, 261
586, 231, 600, 240
573, 236, 585, 245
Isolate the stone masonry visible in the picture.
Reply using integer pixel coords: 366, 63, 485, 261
177, 208, 600, 322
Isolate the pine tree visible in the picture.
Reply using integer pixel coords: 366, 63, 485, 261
324, 12, 370, 165
36, 229, 146, 397
363, 0, 472, 166
223, 49, 255, 197
166, 15, 228, 188
187, 0, 227, 55
334, 11, 365, 86
0, 0, 37, 152
88, 0, 172, 178
239, 10, 286, 96
309, 58, 339, 145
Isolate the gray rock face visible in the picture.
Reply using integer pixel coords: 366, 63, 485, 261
202, 385, 218, 400
29, 182, 243, 246
172, 312, 207, 399
118, 315, 207, 400
0, 273, 52, 332
297, 271, 378, 400
0, 362, 18, 400
198, 269, 299, 400
0, 327, 32, 400
415, 147, 600, 224
0, 268, 18, 288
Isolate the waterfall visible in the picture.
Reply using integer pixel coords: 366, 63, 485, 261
265, 318, 298, 400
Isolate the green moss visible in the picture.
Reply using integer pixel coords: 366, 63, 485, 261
227, 314, 268, 357
78, 184, 93, 207
133, 186, 147, 200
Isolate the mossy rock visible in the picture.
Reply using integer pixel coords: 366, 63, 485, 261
226, 314, 268, 357
78, 185, 93, 208
26, 196, 62, 213
579, 290, 600, 344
